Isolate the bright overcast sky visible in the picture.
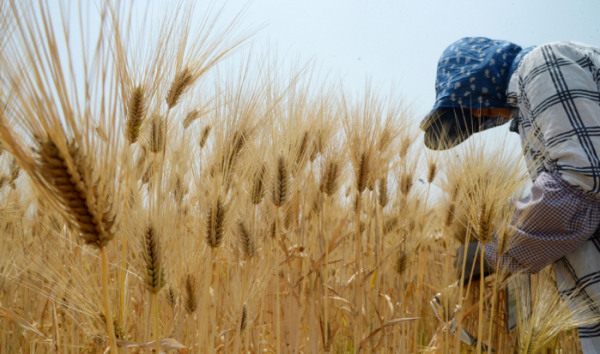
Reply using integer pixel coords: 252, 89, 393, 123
203, 0, 600, 121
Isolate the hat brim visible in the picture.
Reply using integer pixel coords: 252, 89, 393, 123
420, 107, 497, 150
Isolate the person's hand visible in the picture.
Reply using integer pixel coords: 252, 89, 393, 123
453, 241, 494, 285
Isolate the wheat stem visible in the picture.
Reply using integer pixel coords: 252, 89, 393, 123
477, 243, 486, 354
354, 192, 362, 354
100, 248, 118, 354
486, 264, 502, 354
274, 211, 281, 354
152, 293, 160, 354
199, 248, 212, 353
209, 248, 219, 354
323, 194, 329, 350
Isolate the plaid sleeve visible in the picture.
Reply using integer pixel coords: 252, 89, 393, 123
485, 172, 600, 274
515, 42, 600, 194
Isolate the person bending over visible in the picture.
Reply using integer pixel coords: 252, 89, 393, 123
420, 37, 600, 353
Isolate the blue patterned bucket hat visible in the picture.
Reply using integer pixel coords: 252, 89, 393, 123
420, 37, 524, 150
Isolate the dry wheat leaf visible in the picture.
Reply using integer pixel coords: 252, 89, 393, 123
0, 306, 47, 338
380, 294, 394, 314
359, 317, 419, 348
330, 296, 351, 305
116, 338, 187, 354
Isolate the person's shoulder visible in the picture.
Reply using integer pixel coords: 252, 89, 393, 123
526, 41, 599, 61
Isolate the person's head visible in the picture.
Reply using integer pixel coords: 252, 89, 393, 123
420, 37, 526, 150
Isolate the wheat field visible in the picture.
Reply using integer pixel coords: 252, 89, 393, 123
0, 1, 595, 354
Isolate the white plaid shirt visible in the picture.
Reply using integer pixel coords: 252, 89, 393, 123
484, 42, 600, 348
509, 41, 600, 193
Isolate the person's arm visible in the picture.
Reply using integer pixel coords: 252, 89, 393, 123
485, 42, 600, 274
485, 171, 600, 274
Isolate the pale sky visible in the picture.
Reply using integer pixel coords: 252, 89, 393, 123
207, 0, 600, 120
49, 0, 600, 155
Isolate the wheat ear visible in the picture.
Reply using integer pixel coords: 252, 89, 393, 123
356, 152, 369, 193
199, 126, 212, 149
320, 160, 340, 196
205, 196, 226, 248
184, 274, 198, 314
240, 304, 247, 332
394, 250, 408, 275
127, 85, 146, 144
427, 161, 437, 184
237, 220, 256, 259
182, 109, 200, 129
166, 286, 177, 309
37, 138, 116, 248
143, 224, 166, 354
166, 67, 193, 109
149, 114, 164, 153
143, 225, 167, 293
378, 176, 388, 208
272, 155, 289, 208
8, 157, 19, 189
400, 172, 413, 196
250, 163, 266, 205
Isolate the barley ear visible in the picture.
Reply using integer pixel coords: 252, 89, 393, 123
383, 216, 398, 235
237, 220, 256, 259
182, 109, 200, 129
0, 175, 8, 190
199, 125, 212, 149
445, 204, 456, 227
295, 130, 310, 166
427, 161, 437, 184
320, 160, 340, 196
205, 196, 226, 248
400, 172, 413, 196
250, 163, 266, 205
378, 176, 388, 208
224, 129, 247, 174
149, 114, 164, 153
497, 232, 509, 255
399, 138, 411, 159
272, 155, 289, 207
37, 138, 115, 248
270, 220, 277, 239
8, 157, 19, 189
166, 286, 177, 309
356, 152, 369, 193
240, 304, 247, 332
394, 250, 408, 275
478, 201, 493, 243
166, 67, 193, 109
126, 85, 146, 144
143, 225, 167, 294
184, 274, 198, 314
